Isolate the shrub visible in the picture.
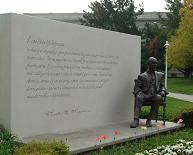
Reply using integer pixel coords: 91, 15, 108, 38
14, 141, 70, 155
0, 129, 17, 155
172, 108, 193, 129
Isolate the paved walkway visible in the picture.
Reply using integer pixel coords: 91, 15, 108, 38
168, 92, 193, 103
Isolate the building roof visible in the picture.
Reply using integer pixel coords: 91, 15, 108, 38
24, 12, 167, 23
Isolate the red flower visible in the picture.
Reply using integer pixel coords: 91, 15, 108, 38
96, 135, 108, 141
102, 135, 108, 139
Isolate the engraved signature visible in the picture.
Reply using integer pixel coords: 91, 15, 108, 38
45, 109, 90, 117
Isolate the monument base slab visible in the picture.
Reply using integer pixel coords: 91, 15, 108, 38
20, 120, 184, 154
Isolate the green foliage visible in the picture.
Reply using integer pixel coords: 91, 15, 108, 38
14, 141, 69, 155
160, 0, 183, 37
168, 0, 193, 77
168, 77, 193, 95
140, 97, 193, 121
148, 0, 183, 74
0, 129, 17, 155
141, 23, 167, 72
141, 0, 183, 73
141, 1, 182, 73
173, 108, 193, 128
80, 0, 143, 35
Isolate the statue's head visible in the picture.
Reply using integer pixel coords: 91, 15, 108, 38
147, 57, 158, 72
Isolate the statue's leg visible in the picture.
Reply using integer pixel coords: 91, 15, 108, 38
148, 94, 162, 120
134, 94, 144, 119
130, 94, 144, 128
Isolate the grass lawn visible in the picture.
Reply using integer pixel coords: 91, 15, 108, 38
141, 97, 193, 121
168, 78, 193, 95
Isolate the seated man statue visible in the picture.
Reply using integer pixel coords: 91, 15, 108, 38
130, 57, 167, 128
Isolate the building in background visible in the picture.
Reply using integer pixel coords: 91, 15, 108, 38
24, 12, 167, 29
168, 70, 184, 78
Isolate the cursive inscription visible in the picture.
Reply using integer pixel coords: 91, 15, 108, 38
25, 35, 119, 99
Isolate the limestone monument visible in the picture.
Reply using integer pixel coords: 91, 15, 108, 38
0, 13, 140, 139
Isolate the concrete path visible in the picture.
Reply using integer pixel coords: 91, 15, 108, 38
168, 92, 193, 103
21, 120, 184, 154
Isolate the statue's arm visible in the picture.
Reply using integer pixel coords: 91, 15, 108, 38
160, 73, 169, 96
133, 75, 143, 95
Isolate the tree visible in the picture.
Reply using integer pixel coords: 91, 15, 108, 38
141, 1, 183, 73
159, 0, 183, 36
168, 0, 193, 78
80, 0, 143, 35
141, 23, 168, 72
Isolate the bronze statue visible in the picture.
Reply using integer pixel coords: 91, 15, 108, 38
130, 57, 167, 128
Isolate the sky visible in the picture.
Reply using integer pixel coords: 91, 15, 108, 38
0, 0, 167, 14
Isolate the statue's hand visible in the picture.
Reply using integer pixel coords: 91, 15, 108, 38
160, 91, 166, 97
137, 91, 144, 97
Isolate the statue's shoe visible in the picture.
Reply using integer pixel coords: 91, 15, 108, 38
146, 119, 152, 127
130, 119, 139, 128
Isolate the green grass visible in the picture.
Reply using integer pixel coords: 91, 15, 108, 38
168, 78, 193, 95
141, 97, 193, 121
15, 141, 69, 155
0, 130, 69, 155
0, 129, 18, 155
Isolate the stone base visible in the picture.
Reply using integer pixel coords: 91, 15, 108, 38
20, 120, 184, 154
0, 124, 5, 131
